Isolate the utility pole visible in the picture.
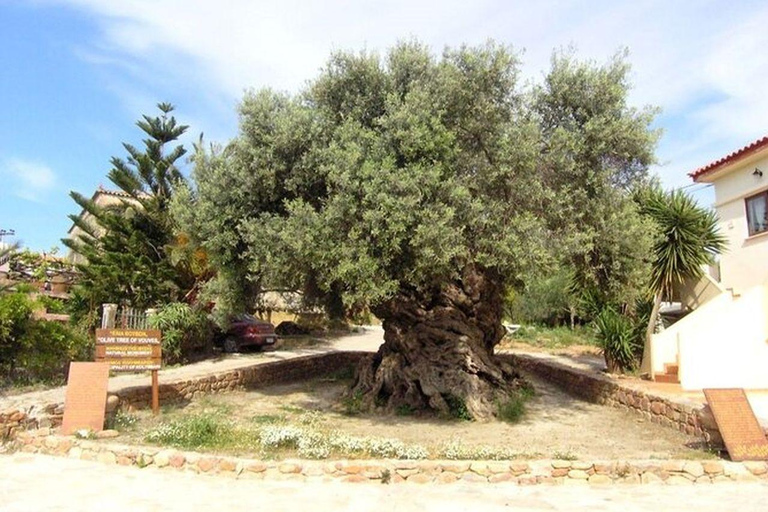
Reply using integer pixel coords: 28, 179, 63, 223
0, 228, 15, 248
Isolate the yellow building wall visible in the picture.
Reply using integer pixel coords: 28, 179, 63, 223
711, 153, 768, 294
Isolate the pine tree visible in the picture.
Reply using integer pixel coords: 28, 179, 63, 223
63, 103, 193, 312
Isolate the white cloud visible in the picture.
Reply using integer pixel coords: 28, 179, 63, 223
1, 158, 57, 202
50, 0, 768, 189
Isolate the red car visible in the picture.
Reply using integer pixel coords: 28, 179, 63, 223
218, 314, 278, 353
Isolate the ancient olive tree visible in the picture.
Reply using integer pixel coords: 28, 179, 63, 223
183, 42, 658, 419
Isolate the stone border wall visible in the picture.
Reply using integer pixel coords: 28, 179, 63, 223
1, 351, 368, 436
10, 430, 768, 485
501, 354, 723, 446
116, 351, 368, 410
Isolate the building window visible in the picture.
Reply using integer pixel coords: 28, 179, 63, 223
746, 191, 768, 236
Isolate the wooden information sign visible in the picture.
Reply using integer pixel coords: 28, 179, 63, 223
95, 328, 162, 414
61, 362, 110, 435
95, 329, 162, 371
703, 388, 768, 461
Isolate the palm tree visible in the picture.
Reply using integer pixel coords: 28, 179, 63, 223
636, 186, 727, 377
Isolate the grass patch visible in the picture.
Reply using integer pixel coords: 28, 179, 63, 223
395, 404, 415, 416
251, 414, 286, 425
342, 390, 364, 416
442, 394, 473, 421
504, 325, 597, 350
496, 387, 535, 423
145, 415, 239, 450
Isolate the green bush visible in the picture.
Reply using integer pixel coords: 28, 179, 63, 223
148, 303, 214, 364
145, 415, 231, 449
496, 387, 534, 423
0, 291, 91, 386
592, 307, 641, 373
442, 394, 473, 421
505, 269, 574, 326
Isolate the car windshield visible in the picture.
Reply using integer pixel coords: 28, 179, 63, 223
234, 314, 260, 323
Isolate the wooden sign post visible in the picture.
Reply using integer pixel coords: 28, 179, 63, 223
95, 328, 162, 414
703, 388, 768, 461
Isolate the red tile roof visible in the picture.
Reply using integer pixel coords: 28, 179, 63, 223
690, 135, 768, 181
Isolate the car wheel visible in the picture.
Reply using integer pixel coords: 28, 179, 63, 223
223, 338, 239, 353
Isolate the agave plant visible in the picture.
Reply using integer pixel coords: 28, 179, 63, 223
635, 186, 727, 375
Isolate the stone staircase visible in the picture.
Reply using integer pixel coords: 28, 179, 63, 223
654, 362, 679, 384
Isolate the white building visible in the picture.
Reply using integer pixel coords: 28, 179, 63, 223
650, 136, 768, 390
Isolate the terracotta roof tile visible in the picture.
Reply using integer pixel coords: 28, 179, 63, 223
690, 135, 768, 181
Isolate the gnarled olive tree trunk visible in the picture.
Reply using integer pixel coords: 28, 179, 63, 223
351, 266, 527, 420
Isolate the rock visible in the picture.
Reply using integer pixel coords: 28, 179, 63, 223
44, 437, 60, 449
197, 457, 217, 473
95, 430, 119, 439
662, 461, 685, 473
469, 462, 491, 475
96, 451, 117, 465
488, 473, 514, 483
509, 462, 530, 474
169, 453, 185, 468
278, 463, 302, 474
218, 459, 237, 472
246, 462, 268, 473
105, 395, 120, 413
683, 461, 704, 478
571, 461, 592, 471
436, 472, 460, 484
593, 463, 614, 474
342, 475, 368, 483
567, 470, 589, 480
551, 460, 572, 469
154, 451, 171, 468
441, 462, 471, 473
67, 447, 83, 459
588, 475, 612, 485
342, 465, 364, 474
641, 472, 663, 484
702, 461, 723, 475
551, 468, 569, 477
406, 474, 433, 484
743, 461, 768, 476
396, 469, 420, 478
302, 466, 324, 477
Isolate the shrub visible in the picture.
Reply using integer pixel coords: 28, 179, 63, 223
145, 415, 230, 449
593, 307, 641, 373
496, 387, 534, 423
0, 291, 90, 386
442, 394, 472, 421
505, 269, 575, 326
148, 302, 214, 364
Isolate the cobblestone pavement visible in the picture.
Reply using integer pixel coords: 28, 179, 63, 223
1, 453, 767, 512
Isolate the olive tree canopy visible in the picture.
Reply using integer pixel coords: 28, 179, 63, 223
179, 42, 658, 418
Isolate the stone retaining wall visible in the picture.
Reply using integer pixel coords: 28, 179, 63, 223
501, 354, 723, 446
10, 429, 768, 485
116, 351, 368, 410
1, 351, 368, 435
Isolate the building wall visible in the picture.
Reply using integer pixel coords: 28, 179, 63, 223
711, 153, 768, 293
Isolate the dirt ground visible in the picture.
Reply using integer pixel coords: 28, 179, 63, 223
123, 373, 710, 461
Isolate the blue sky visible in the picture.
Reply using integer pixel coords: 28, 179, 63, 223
1, 0, 767, 251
